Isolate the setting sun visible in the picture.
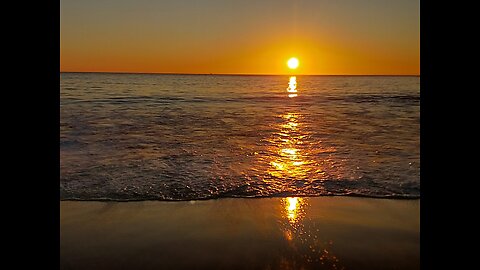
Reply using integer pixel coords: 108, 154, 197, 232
287, 57, 299, 69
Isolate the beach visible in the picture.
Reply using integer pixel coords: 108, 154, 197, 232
60, 1, 421, 269
61, 197, 419, 270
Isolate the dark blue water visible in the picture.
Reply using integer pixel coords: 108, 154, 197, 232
60, 73, 419, 200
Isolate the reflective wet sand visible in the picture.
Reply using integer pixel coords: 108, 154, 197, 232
61, 197, 419, 270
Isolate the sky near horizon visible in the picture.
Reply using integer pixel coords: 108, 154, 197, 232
60, 0, 419, 75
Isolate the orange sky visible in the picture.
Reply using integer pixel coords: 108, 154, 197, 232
60, 0, 419, 75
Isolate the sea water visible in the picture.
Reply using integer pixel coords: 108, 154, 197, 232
60, 73, 419, 200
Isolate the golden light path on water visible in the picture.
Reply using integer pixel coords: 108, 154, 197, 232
277, 76, 308, 227
268, 111, 310, 179
266, 75, 317, 182
262, 75, 343, 186
273, 76, 343, 269
287, 76, 297, 98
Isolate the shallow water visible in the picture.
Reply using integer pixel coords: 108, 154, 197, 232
60, 73, 419, 200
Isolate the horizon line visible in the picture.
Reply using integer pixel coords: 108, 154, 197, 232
60, 71, 420, 77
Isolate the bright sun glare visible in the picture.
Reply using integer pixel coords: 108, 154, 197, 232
287, 57, 299, 69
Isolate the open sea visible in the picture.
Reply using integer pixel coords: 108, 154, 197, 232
60, 73, 419, 200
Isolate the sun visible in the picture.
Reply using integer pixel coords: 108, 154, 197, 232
287, 57, 299, 69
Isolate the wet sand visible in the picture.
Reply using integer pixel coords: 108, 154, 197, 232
60, 197, 419, 270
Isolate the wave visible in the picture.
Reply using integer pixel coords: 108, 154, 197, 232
60, 93, 420, 106
325, 94, 419, 104
60, 76, 420, 203
60, 177, 420, 202
60, 193, 420, 202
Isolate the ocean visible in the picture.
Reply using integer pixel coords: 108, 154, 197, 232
60, 73, 419, 200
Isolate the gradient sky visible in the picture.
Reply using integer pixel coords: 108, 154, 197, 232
60, 0, 419, 75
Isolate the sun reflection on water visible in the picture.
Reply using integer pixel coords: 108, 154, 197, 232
272, 76, 344, 269
287, 76, 297, 98
267, 111, 317, 181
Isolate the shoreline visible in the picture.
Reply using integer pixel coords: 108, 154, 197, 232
61, 196, 419, 270
60, 194, 421, 203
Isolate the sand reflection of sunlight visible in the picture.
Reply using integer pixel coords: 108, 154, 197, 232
283, 197, 305, 224
279, 197, 344, 269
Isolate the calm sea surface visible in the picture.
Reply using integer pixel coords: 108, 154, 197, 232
60, 73, 419, 200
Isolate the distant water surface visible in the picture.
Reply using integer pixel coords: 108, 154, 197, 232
60, 73, 419, 200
